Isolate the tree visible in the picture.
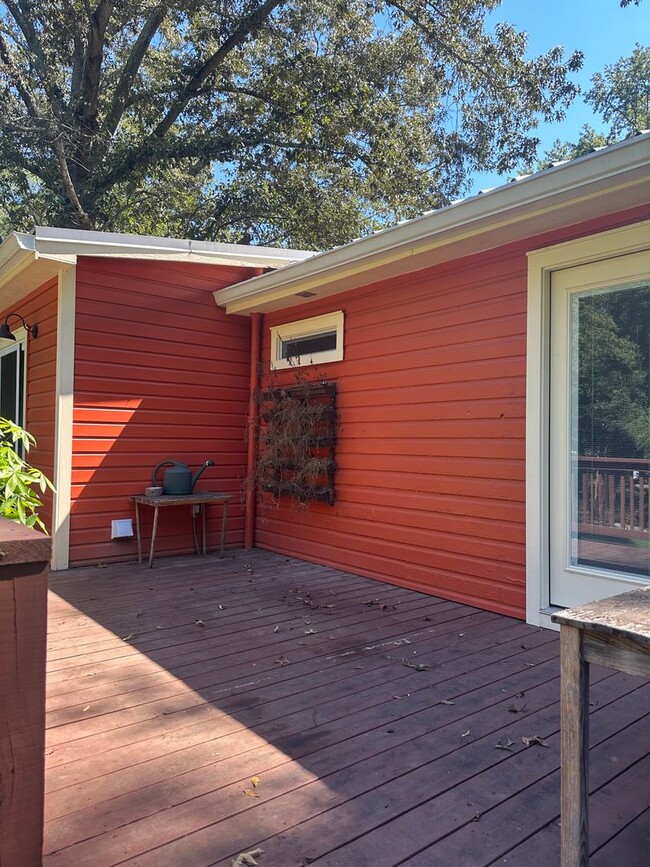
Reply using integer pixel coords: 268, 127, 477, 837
586, 43, 650, 137
0, 1, 583, 247
539, 44, 649, 167
577, 287, 650, 459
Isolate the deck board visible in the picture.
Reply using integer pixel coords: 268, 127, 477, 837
43, 549, 649, 866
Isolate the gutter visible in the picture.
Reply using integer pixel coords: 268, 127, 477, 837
30, 226, 315, 270
214, 132, 650, 314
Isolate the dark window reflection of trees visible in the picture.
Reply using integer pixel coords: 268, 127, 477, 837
578, 284, 649, 460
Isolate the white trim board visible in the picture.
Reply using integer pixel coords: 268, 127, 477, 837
52, 266, 76, 571
525, 220, 650, 629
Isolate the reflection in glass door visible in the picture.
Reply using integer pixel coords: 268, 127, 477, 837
550, 253, 650, 608
571, 283, 649, 578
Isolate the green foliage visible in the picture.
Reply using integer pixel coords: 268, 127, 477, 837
0, 417, 55, 532
538, 44, 649, 168
585, 43, 650, 137
577, 286, 649, 459
0, 0, 583, 248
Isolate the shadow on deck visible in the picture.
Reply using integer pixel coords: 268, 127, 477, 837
43, 549, 650, 866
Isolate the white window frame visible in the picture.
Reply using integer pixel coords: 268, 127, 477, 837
0, 325, 27, 426
270, 310, 344, 370
525, 219, 650, 630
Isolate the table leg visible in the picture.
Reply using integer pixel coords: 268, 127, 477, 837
202, 504, 207, 555
134, 501, 142, 565
560, 624, 590, 867
220, 501, 228, 559
148, 505, 159, 569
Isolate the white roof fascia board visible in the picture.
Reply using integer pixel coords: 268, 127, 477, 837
32, 226, 315, 269
214, 133, 650, 314
0, 231, 34, 279
0, 225, 315, 305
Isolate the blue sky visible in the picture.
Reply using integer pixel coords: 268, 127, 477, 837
469, 0, 649, 192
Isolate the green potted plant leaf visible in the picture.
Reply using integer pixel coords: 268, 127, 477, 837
0, 417, 55, 532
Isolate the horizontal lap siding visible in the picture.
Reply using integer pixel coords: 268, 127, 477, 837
256, 207, 650, 619
70, 258, 253, 566
0, 278, 58, 533
258, 251, 527, 618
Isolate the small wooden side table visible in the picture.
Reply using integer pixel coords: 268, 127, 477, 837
130, 492, 233, 567
552, 586, 650, 867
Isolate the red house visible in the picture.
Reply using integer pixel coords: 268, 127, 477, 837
0, 230, 312, 569
1, 132, 648, 627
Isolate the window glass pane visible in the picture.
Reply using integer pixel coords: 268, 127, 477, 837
281, 330, 337, 360
570, 281, 650, 578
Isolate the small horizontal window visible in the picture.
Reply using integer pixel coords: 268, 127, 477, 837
271, 311, 344, 369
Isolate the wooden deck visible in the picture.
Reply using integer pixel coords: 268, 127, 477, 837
44, 549, 650, 866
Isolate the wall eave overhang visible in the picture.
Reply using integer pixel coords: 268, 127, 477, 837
0, 227, 315, 308
213, 133, 650, 316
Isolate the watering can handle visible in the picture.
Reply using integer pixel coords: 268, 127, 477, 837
152, 459, 183, 487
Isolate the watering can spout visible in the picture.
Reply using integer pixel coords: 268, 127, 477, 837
191, 459, 215, 490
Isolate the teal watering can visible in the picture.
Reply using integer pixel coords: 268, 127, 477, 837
152, 459, 215, 495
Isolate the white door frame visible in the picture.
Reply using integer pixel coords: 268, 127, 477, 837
526, 219, 650, 629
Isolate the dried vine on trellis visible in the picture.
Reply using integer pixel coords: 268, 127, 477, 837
245, 368, 337, 509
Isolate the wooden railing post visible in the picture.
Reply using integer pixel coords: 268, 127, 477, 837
0, 519, 51, 867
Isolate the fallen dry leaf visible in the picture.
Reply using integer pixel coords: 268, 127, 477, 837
136, 610, 144, 617
461, 729, 471, 738
439, 700, 455, 706
232, 848, 264, 867
243, 789, 261, 799
304, 628, 316, 635
327, 634, 335, 640
275, 655, 290, 666
522, 735, 549, 748
121, 632, 136, 641
495, 737, 515, 752
507, 702, 528, 714
273, 625, 280, 633
401, 658, 430, 671
195, 619, 205, 628
82, 705, 90, 712
250, 776, 261, 788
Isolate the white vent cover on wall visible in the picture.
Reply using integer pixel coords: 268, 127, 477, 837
111, 518, 134, 539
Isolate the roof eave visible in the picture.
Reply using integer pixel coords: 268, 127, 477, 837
31, 226, 315, 269
214, 133, 650, 315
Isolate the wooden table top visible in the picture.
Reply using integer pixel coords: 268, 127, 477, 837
130, 492, 233, 507
552, 585, 650, 641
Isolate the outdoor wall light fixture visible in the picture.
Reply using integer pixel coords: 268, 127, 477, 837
0, 313, 38, 340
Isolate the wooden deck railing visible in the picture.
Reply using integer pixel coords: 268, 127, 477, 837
577, 456, 650, 539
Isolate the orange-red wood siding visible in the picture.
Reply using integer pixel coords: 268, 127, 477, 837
0, 277, 58, 533
256, 206, 650, 619
70, 258, 254, 566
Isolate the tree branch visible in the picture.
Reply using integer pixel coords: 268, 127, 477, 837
77, 0, 115, 131
152, 0, 287, 138
103, 4, 166, 136
4, 0, 67, 115
0, 32, 92, 227
0, 30, 41, 119
50, 132, 94, 227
